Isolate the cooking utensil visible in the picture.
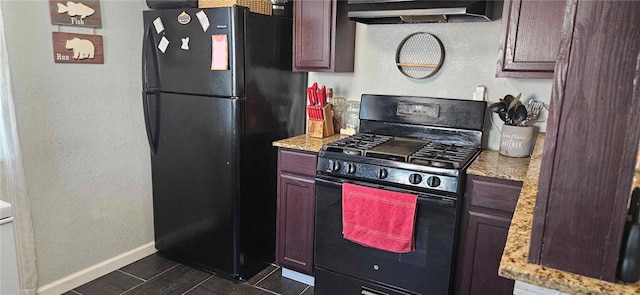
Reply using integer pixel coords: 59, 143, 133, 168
489, 101, 507, 113
503, 95, 515, 110
618, 188, 640, 282
504, 93, 522, 111
513, 104, 528, 126
521, 99, 545, 126
498, 109, 509, 124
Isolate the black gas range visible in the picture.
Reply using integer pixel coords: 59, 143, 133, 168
314, 94, 486, 295
318, 133, 480, 194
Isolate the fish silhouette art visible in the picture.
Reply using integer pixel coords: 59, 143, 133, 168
57, 1, 95, 19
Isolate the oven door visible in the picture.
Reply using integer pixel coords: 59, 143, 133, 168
314, 175, 458, 295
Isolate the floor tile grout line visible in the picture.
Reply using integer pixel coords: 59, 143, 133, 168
179, 274, 214, 295
252, 266, 280, 286
119, 280, 147, 295
120, 264, 180, 295
299, 285, 311, 295
117, 269, 147, 282
253, 284, 282, 295
145, 263, 180, 281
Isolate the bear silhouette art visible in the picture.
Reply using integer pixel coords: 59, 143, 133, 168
65, 38, 95, 59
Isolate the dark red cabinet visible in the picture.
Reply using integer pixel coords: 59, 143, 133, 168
293, 0, 355, 72
276, 148, 317, 274
496, 0, 565, 79
529, 0, 640, 281
455, 175, 522, 295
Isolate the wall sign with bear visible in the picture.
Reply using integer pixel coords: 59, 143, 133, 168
52, 32, 103, 64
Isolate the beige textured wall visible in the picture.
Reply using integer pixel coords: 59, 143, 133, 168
309, 20, 554, 150
2, 0, 152, 286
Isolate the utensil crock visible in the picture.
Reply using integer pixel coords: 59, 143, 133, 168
499, 125, 537, 158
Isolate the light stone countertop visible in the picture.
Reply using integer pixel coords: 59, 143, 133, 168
467, 149, 531, 182
498, 134, 640, 294
272, 134, 347, 153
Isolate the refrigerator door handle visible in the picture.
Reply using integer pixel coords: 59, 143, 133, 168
142, 23, 159, 91
143, 91, 158, 156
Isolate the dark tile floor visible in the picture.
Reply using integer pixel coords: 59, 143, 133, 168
62, 254, 313, 295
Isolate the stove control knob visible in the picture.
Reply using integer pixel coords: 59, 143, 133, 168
426, 176, 441, 188
347, 164, 357, 174
409, 173, 422, 184
377, 168, 388, 179
329, 160, 341, 172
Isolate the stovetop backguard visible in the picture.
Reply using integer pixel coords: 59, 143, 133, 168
358, 94, 487, 147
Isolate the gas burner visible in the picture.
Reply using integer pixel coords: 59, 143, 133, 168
323, 133, 393, 155
409, 142, 477, 169
429, 160, 453, 168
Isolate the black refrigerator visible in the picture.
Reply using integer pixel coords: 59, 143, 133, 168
142, 6, 306, 280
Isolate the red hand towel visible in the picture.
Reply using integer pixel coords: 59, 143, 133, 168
342, 183, 417, 253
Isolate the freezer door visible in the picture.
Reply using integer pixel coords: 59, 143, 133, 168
150, 92, 243, 276
142, 7, 244, 97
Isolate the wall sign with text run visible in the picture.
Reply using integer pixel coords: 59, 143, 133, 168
52, 32, 104, 64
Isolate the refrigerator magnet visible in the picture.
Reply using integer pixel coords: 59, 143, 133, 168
181, 37, 190, 50
196, 10, 210, 32
153, 17, 165, 34
158, 36, 169, 53
177, 11, 191, 25
211, 35, 228, 70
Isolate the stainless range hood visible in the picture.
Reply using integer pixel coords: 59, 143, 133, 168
347, 0, 495, 24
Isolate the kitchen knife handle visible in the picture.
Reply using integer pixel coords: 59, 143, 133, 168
319, 86, 326, 105
143, 91, 158, 156
307, 87, 313, 105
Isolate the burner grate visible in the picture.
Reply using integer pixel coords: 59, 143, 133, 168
409, 143, 477, 169
324, 133, 393, 155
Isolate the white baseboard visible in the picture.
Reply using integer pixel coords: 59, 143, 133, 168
37, 242, 156, 295
282, 268, 314, 286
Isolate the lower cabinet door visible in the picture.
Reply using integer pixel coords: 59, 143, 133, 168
276, 173, 315, 274
457, 211, 515, 295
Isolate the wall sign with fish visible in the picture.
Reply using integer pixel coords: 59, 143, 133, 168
49, 0, 101, 28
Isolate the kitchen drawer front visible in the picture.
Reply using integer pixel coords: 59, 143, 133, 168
278, 148, 317, 177
467, 176, 522, 214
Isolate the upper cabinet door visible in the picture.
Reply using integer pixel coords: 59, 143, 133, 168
294, 0, 333, 70
293, 0, 356, 72
496, 0, 566, 79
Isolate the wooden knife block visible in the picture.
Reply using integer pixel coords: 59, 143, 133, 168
307, 104, 334, 138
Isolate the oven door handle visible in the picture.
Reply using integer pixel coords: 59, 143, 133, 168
315, 176, 456, 208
